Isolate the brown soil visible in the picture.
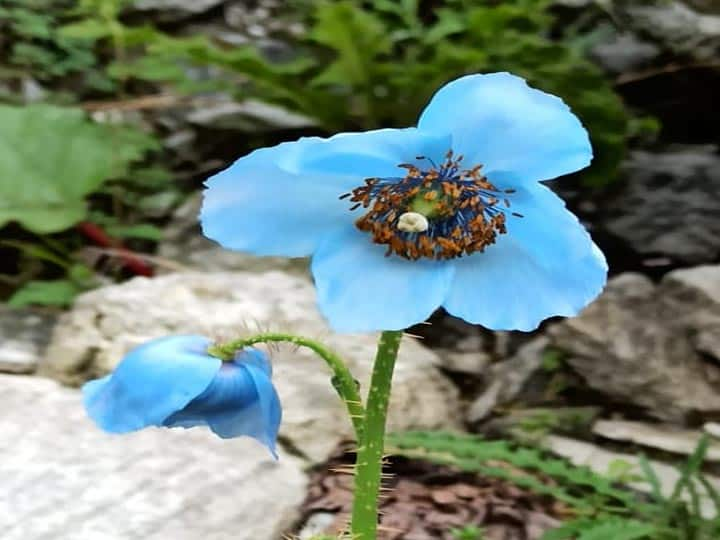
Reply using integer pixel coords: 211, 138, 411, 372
293, 444, 569, 540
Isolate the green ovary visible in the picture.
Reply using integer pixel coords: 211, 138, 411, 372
408, 190, 446, 218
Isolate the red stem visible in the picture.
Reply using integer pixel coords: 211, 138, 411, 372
77, 222, 154, 277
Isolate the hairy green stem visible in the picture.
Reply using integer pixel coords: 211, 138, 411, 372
208, 332, 365, 441
350, 330, 403, 540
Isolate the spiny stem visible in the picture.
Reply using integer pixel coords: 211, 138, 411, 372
350, 330, 403, 540
208, 332, 365, 441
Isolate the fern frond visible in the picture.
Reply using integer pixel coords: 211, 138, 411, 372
387, 431, 639, 512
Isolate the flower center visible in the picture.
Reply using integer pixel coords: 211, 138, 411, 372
342, 150, 521, 260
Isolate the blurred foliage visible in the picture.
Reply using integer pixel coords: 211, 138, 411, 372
0, 104, 155, 233
0, 0, 115, 96
389, 431, 720, 540
0, 0, 641, 305
0, 104, 158, 305
103, 0, 634, 186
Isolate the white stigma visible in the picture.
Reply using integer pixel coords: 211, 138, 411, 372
397, 212, 429, 233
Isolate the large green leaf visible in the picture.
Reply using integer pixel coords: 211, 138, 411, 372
0, 104, 155, 233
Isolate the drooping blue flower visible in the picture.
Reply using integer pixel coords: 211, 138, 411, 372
83, 335, 282, 457
201, 73, 608, 333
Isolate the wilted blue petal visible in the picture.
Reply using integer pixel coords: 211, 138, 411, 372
418, 73, 592, 182
83, 335, 220, 433
238, 346, 273, 377
311, 226, 455, 332
201, 129, 449, 257
163, 348, 282, 458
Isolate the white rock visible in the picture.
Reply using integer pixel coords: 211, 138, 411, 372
0, 374, 307, 540
42, 271, 461, 463
298, 512, 337, 539
593, 419, 720, 461
704, 422, 720, 439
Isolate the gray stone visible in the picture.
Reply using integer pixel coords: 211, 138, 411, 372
132, 0, 226, 20
549, 268, 720, 423
615, 0, 720, 61
602, 147, 720, 265
0, 374, 307, 540
590, 32, 660, 74
663, 265, 720, 360
543, 435, 720, 518
436, 350, 491, 375
224, 0, 304, 41
467, 338, 548, 423
42, 271, 461, 463
158, 193, 309, 274
0, 307, 57, 374
20, 77, 48, 104
593, 419, 720, 461
187, 99, 317, 132
554, 0, 593, 6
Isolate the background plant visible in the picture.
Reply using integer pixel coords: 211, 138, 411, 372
0, 0, 640, 303
109, 0, 634, 186
388, 431, 720, 540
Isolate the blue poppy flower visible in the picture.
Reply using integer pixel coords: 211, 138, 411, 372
201, 72, 607, 332
83, 335, 282, 457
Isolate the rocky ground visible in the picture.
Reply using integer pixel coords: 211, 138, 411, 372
2, 0, 720, 539
2, 256, 719, 539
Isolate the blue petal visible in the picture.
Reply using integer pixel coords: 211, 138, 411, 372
201, 129, 449, 257
491, 172, 603, 264
163, 349, 282, 458
83, 335, 220, 433
237, 346, 273, 378
442, 182, 607, 331
241, 361, 282, 457
311, 226, 455, 332
294, 128, 451, 178
417, 73, 592, 182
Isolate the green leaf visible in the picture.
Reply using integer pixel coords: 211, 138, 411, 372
67, 264, 95, 286
0, 239, 70, 268
576, 519, 656, 540
670, 434, 710, 503
698, 474, 720, 516
59, 19, 111, 41
424, 9, 466, 44
542, 519, 656, 540
0, 105, 154, 233
8, 279, 81, 308
541, 519, 593, 540
310, 1, 391, 88
7, 8, 53, 39
638, 453, 665, 502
